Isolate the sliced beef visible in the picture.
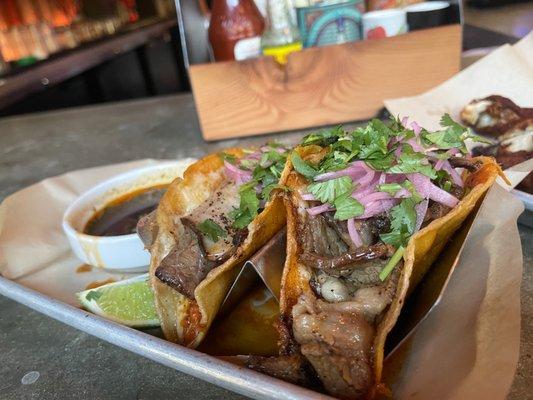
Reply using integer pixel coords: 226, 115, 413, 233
425, 201, 450, 223
300, 212, 348, 256
424, 184, 464, 224
348, 260, 386, 286
368, 214, 391, 237
155, 218, 215, 299
291, 269, 400, 399
324, 213, 374, 250
246, 355, 316, 386
292, 294, 375, 399
136, 210, 158, 249
185, 182, 242, 259
299, 243, 395, 271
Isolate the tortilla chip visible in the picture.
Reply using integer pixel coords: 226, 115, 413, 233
279, 146, 504, 397
149, 149, 287, 347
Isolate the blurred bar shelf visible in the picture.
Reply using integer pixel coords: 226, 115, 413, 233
0, 17, 176, 109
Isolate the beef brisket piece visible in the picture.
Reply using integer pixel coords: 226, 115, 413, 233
155, 218, 216, 299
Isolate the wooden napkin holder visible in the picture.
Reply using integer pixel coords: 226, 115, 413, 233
189, 25, 462, 141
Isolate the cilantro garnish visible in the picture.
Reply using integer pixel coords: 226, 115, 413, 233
230, 184, 260, 229
333, 193, 364, 220
198, 219, 227, 242
380, 198, 418, 248
290, 152, 318, 180
379, 246, 405, 281
388, 144, 437, 179
219, 152, 237, 164
292, 115, 485, 277
377, 183, 403, 195
421, 113, 491, 152
308, 176, 353, 204
227, 143, 289, 229
302, 126, 344, 146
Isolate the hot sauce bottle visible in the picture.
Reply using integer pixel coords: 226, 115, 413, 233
208, 0, 265, 62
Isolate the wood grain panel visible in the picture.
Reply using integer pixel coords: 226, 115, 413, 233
190, 25, 462, 141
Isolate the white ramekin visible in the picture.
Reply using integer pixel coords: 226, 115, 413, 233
62, 159, 195, 272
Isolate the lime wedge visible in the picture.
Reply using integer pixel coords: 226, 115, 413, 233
77, 274, 160, 328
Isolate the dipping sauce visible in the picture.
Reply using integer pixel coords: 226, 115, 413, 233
84, 185, 168, 237
198, 285, 279, 356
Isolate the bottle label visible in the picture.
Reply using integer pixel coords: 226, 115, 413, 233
234, 36, 261, 61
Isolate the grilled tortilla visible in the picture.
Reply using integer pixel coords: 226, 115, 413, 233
279, 144, 504, 399
140, 148, 287, 347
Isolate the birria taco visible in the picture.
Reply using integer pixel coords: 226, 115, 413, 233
272, 116, 504, 399
137, 144, 289, 347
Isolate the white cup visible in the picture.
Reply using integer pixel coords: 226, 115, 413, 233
62, 160, 195, 272
362, 9, 408, 39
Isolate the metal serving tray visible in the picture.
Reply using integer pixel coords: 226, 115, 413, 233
0, 160, 523, 400
0, 275, 335, 400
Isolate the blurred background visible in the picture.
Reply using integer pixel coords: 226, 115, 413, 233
0, 0, 530, 117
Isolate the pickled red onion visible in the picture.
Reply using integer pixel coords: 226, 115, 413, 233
347, 218, 363, 247
224, 160, 252, 184
307, 203, 332, 216
408, 173, 459, 207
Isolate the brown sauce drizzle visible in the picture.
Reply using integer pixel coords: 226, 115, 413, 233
76, 264, 92, 273
85, 278, 116, 290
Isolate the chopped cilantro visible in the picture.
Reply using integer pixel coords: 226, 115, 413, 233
388, 144, 437, 179
355, 120, 392, 159
262, 183, 289, 199
290, 152, 318, 180
226, 143, 289, 229
260, 149, 285, 168
302, 126, 344, 146
377, 183, 403, 195
230, 185, 260, 229
380, 198, 418, 248
379, 246, 405, 281
198, 219, 227, 242
365, 152, 395, 170
333, 193, 364, 220
219, 152, 237, 164
239, 159, 256, 170
402, 180, 423, 202
421, 114, 490, 152
308, 176, 353, 204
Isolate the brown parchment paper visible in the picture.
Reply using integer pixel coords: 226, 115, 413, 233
0, 159, 195, 305
0, 158, 526, 399
383, 183, 524, 400
384, 32, 533, 130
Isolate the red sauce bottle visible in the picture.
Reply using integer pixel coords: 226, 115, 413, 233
208, 0, 265, 62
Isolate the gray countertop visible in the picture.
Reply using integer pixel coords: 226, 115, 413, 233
0, 94, 531, 399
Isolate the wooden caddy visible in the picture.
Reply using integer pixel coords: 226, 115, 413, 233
189, 25, 462, 141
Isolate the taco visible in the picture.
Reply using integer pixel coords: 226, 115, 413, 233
276, 116, 504, 399
137, 144, 289, 347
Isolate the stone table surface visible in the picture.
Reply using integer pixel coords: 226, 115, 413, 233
0, 94, 531, 399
